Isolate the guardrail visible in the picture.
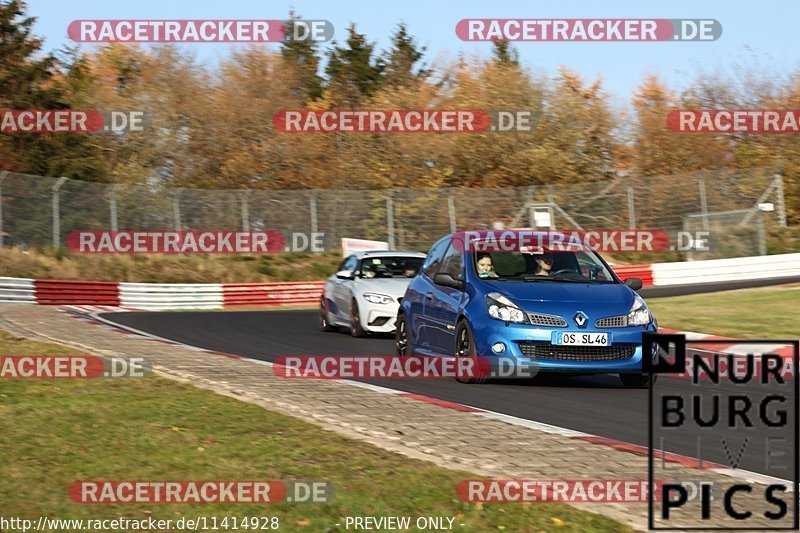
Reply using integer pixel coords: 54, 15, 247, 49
651, 253, 800, 286
0, 277, 36, 304
34, 280, 120, 306
1, 253, 798, 309
119, 282, 223, 310
223, 282, 325, 307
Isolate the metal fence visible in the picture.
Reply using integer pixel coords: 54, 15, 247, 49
0, 167, 787, 259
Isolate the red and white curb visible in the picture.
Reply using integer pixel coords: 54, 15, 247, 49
77, 307, 793, 491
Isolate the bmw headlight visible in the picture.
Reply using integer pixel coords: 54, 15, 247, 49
486, 292, 528, 324
627, 294, 652, 326
363, 292, 393, 305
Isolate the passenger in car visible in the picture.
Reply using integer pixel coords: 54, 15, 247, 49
476, 253, 500, 278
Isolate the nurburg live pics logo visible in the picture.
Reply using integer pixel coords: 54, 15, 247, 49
644, 332, 799, 530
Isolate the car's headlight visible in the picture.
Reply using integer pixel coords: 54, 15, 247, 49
486, 292, 528, 324
363, 292, 393, 305
627, 294, 652, 326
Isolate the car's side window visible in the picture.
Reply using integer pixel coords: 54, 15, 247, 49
421, 238, 450, 278
341, 255, 357, 272
439, 243, 465, 281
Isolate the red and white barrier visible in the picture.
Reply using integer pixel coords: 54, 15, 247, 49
0, 253, 798, 310
223, 282, 325, 308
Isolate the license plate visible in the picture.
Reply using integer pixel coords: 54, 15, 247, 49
551, 331, 611, 346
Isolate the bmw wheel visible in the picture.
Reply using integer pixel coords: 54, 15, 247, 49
350, 299, 366, 338
319, 298, 335, 332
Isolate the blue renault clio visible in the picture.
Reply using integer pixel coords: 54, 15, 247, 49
395, 230, 659, 387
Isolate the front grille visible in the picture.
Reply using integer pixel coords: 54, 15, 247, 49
595, 315, 627, 328
527, 313, 568, 327
518, 342, 636, 361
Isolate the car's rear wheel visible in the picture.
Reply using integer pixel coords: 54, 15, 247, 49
455, 320, 485, 384
619, 373, 657, 389
395, 313, 410, 357
350, 299, 366, 338
319, 298, 335, 332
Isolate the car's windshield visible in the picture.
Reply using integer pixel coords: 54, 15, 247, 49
472, 249, 615, 283
360, 256, 424, 279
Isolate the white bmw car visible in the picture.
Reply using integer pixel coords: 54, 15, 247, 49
320, 250, 426, 336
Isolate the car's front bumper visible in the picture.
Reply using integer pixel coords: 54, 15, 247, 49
361, 302, 400, 333
470, 319, 658, 375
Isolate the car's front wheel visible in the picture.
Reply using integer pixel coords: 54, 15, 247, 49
319, 298, 335, 332
350, 299, 366, 338
455, 320, 486, 384
395, 313, 411, 357
619, 373, 657, 389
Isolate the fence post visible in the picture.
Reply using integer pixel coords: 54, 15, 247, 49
109, 184, 119, 232
447, 192, 456, 232
0, 171, 7, 248
527, 185, 535, 228
172, 188, 183, 231
775, 171, 787, 228
698, 175, 709, 232
547, 194, 557, 230
241, 189, 251, 230
386, 189, 395, 248
627, 185, 636, 229
758, 210, 767, 256
52, 177, 68, 249
310, 189, 318, 235
683, 217, 694, 262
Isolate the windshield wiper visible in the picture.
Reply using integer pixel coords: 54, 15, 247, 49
521, 276, 599, 283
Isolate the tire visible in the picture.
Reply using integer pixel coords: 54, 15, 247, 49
319, 298, 336, 332
350, 299, 367, 338
395, 313, 411, 357
619, 373, 658, 389
455, 320, 486, 384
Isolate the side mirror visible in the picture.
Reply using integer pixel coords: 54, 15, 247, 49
434, 272, 465, 291
624, 277, 643, 291
336, 270, 355, 280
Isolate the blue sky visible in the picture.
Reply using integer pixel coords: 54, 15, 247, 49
26, 0, 800, 104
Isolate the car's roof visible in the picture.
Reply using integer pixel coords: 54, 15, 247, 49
352, 250, 426, 259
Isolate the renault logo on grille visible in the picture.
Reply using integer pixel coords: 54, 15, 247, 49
574, 311, 588, 327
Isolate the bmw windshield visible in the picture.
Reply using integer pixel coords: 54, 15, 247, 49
472, 249, 616, 283
360, 256, 424, 279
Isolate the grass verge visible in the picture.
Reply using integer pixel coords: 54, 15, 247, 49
648, 284, 800, 338
0, 329, 628, 532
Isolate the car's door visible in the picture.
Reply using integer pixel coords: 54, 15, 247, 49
413, 237, 450, 353
331, 255, 358, 322
426, 241, 466, 356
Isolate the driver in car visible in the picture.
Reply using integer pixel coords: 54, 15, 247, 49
533, 251, 555, 276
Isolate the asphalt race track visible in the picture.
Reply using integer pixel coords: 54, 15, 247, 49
101, 278, 799, 479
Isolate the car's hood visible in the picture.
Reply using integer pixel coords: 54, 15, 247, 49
480, 280, 636, 317
353, 278, 413, 298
